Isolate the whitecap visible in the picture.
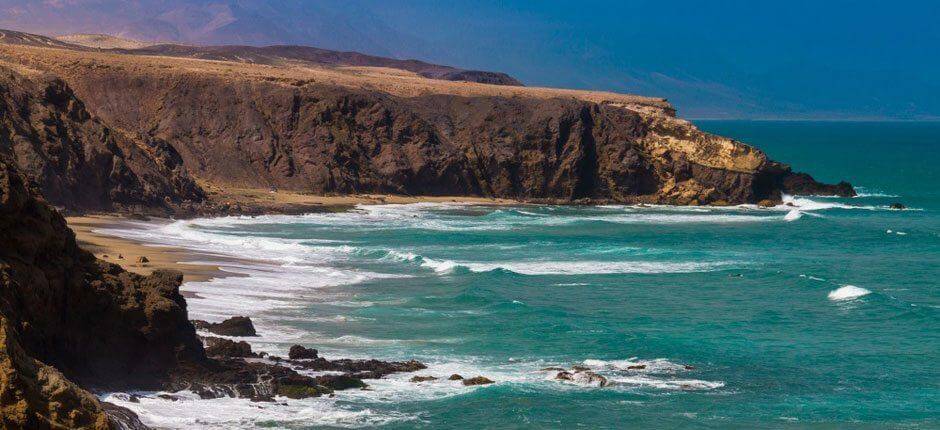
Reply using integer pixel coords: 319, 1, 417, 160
828, 285, 872, 301
783, 209, 802, 222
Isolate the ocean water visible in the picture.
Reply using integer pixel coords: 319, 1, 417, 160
101, 121, 939, 429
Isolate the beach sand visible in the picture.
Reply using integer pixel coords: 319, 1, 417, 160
66, 215, 225, 285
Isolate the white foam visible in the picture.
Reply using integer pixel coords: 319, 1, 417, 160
460, 260, 735, 275
582, 358, 689, 373
783, 209, 802, 222
101, 391, 414, 429
854, 187, 900, 198
828, 285, 872, 301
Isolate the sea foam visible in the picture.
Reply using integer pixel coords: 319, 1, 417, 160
828, 285, 872, 301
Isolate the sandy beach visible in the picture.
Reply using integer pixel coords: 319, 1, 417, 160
66, 215, 225, 284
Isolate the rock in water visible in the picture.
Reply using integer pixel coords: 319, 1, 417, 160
462, 376, 495, 386
410, 375, 438, 383
288, 344, 319, 359
890, 202, 906, 210
195, 316, 257, 336
202, 337, 256, 358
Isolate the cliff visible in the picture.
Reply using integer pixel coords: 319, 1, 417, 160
0, 28, 853, 212
0, 63, 204, 214
0, 154, 393, 428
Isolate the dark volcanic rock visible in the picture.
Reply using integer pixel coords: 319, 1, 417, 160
290, 358, 427, 379
193, 316, 257, 337
410, 375, 438, 383
102, 402, 151, 430
315, 374, 368, 391
202, 336, 256, 358
890, 202, 906, 210
462, 376, 495, 386
288, 344, 319, 360
775, 169, 856, 197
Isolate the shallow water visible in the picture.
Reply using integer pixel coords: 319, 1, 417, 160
101, 121, 939, 429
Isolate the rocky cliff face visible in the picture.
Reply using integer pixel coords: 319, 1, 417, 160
0, 31, 853, 212
0, 154, 362, 428
0, 156, 157, 428
57, 68, 851, 205
0, 64, 204, 214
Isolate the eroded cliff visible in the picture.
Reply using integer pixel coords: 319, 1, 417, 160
0, 37, 853, 211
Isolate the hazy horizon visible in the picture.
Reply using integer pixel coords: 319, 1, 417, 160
2, 0, 937, 120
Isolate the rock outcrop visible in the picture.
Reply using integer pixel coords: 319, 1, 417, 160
0, 155, 370, 426
0, 34, 854, 211
0, 63, 204, 214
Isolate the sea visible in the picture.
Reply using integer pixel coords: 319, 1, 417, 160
100, 121, 939, 429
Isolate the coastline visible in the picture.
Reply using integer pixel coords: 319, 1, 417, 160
66, 215, 225, 284
65, 194, 518, 282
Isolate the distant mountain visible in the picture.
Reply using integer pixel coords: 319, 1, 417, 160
0, 0, 418, 57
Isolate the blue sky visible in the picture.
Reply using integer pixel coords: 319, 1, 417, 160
349, 0, 939, 119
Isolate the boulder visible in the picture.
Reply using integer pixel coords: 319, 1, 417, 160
448, 374, 464, 381
202, 337, 255, 358
462, 376, 494, 386
192, 316, 257, 336
314, 374, 367, 391
288, 345, 318, 360
410, 375, 438, 383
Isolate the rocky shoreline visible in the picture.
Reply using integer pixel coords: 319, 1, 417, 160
1, 157, 475, 428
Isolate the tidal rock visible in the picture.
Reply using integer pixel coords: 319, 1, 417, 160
202, 336, 256, 358
448, 374, 464, 381
410, 375, 438, 383
193, 316, 257, 337
571, 371, 609, 387
288, 344, 319, 360
289, 358, 427, 379
314, 374, 368, 391
136, 256, 150, 263
890, 202, 906, 210
462, 376, 495, 386
627, 365, 647, 370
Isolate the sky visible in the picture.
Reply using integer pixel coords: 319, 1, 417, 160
348, 0, 940, 119
2, 0, 937, 119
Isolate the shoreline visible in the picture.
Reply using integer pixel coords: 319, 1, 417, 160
67, 215, 228, 285
65, 195, 520, 284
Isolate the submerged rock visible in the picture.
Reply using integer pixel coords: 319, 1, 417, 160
890, 202, 906, 210
410, 375, 438, 383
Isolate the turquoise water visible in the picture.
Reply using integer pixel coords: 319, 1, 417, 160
105, 121, 938, 429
